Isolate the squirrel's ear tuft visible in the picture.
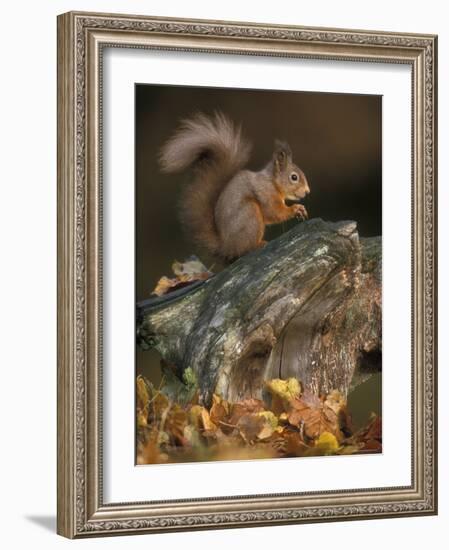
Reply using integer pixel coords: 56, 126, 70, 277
273, 140, 292, 171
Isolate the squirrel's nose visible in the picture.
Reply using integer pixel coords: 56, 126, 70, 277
304, 183, 310, 195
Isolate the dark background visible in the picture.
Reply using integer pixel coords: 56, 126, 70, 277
135, 84, 382, 425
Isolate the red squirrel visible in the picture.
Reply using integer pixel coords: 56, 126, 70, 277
159, 112, 310, 261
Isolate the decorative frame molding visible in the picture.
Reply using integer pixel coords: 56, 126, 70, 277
57, 11, 437, 538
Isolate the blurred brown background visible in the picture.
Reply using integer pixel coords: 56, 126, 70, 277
135, 84, 381, 425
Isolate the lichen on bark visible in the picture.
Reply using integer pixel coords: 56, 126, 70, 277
137, 219, 381, 405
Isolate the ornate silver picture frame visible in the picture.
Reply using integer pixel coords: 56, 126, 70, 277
57, 11, 437, 538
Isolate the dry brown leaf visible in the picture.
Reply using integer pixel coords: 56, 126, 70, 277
237, 411, 279, 443
229, 398, 265, 426
189, 405, 217, 435
137, 440, 160, 465
353, 414, 382, 452
152, 257, 213, 296
362, 414, 382, 441
361, 439, 382, 452
164, 404, 188, 445
237, 414, 266, 443
287, 390, 345, 441
209, 394, 231, 432
136, 374, 381, 463
281, 430, 309, 457
255, 411, 278, 440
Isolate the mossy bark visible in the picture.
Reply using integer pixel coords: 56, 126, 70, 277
137, 219, 381, 405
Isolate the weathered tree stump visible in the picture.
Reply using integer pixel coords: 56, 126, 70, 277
137, 219, 381, 405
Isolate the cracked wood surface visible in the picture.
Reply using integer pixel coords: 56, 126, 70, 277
137, 219, 381, 405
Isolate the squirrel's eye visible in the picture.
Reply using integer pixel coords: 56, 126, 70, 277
290, 172, 299, 183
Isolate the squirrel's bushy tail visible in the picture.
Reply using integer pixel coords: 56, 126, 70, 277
159, 111, 251, 256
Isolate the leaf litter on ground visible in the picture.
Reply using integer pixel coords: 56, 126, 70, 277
136, 372, 382, 465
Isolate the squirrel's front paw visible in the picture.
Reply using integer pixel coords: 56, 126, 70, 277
292, 204, 308, 220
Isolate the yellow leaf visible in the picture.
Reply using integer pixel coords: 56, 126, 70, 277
314, 431, 339, 454
265, 378, 303, 415
286, 378, 302, 398
189, 405, 204, 430
189, 405, 217, 433
201, 408, 217, 432
257, 411, 278, 430
265, 378, 302, 400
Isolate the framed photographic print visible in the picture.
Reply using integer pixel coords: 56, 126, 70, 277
57, 11, 438, 538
